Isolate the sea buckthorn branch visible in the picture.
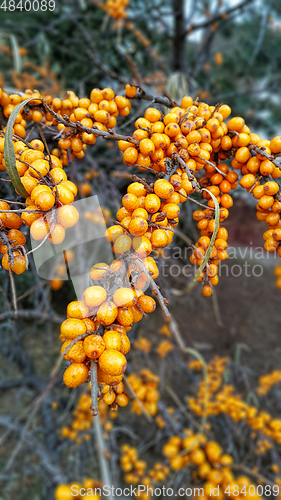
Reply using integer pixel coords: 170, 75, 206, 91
129, 87, 177, 109
41, 100, 139, 145
173, 152, 201, 191
249, 144, 281, 171
90, 360, 99, 416
132, 255, 170, 321
123, 374, 154, 423
185, 0, 253, 34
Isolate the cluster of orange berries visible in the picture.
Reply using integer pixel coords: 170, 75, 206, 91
0, 136, 79, 247
126, 369, 160, 416
234, 136, 281, 259
104, 0, 129, 19
50, 249, 75, 291
257, 369, 281, 396
84, 207, 111, 224
156, 339, 174, 357
191, 163, 237, 296
61, 392, 93, 443
0, 85, 132, 164
120, 444, 169, 496
92, 0, 129, 20
61, 386, 118, 443
55, 479, 101, 500
99, 379, 129, 409
114, 177, 188, 253
117, 97, 234, 296
188, 357, 281, 446
162, 430, 261, 500
255, 438, 273, 455
134, 336, 152, 353
0, 200, 27, 274
275, 262, 281, 289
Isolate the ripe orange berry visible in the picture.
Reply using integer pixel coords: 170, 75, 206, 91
89, 262, 109, 280
6, 229, 26, 246
127, 182, 147, 198
113, 234, 132, 254
123, 147, 138, 166
154, 179, 174, 199
151, 229, 168, 248
97, 367, 123, 386
67, 300, 89, 319
202, 285, 212, 297
35, 191, 55, 212
103, 390, 116, 406
63, 363, 89, 388
113, 287, 136, 308
116, 393, 129, 407
60, 318, 87, 340
125, 84, 138, 98
219, 180, 232, 194
235, 147, 251, 164
30, 218, 49, 240
132, 236, 152, 256
2, 251, 26, 274
84, 334, 105, 358
50, 279, 63, 290
61, 340, 86, 363
61, 180, 78, 197
258, 195, 274, 210
162, 203, 180, 219
260, 160, 274, 176
54, 485, 73, 500
29, 159, 50, 178
240, 174, 256, 189
128, 216, 148, 236
131, 304, 143, 323
144, 194, 161, 214
252, 185, 265, 199
132, 208, 148, 220
117, 307, 134, 326
119, 332, 131, 355
105, 225, 124, 242
48, 224, 65, 245
97, 301, 118, 325
83, 286, 107, 308
98, 349, 127, 376
122, 193, 139, 212
228, 117, 245, 132
103, 330, 122, 351
264, 181, 279, 195
57, 205, 79, 228
137, 295, 156, 313
144, 107, 162, 123
270, 136, 281, 153
139, 138, 155, 156
57, 185, 75, 205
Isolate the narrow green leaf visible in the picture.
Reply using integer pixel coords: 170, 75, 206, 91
0, 32, 22, 74
4, 98, 40, 198
10, 34, 22, 75
194, 188, 220, 282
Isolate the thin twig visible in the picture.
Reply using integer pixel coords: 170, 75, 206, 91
90, 360, 99, 416
123, 375, 154, 423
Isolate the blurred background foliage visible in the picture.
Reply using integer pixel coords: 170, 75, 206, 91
1, 0, 281, 139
